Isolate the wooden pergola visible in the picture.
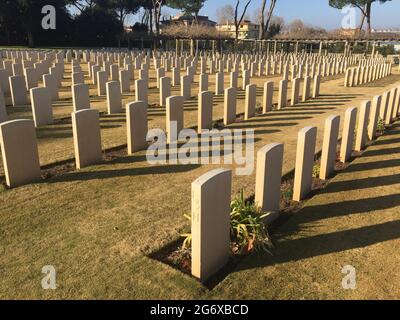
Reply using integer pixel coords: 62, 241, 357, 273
120, 31, 400, 55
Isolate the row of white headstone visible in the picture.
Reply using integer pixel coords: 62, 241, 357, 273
344, 61, 392, 87
190, 83, 400, 283
0, 47, 367, 106
0, 69, 320, 188
1, 48, 331, 126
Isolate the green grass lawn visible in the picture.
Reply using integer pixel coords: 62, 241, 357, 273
1, 67, 400, 299
209, 122, 400, 299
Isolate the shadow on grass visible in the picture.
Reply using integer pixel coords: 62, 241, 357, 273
361, 146, 400, 157
372, 137, 400, 146
228, 122, 298, 130
326, 173, 400, 193
47, 163, 201, 183
237, 220, 400, 270
36, 128, 73, 139
281, 194, 400, 226
249, 115, 314, 122
235, 122, 400, 272
285, 107, 337, 111
318, 93, 362, 98
344, 158, 400, 172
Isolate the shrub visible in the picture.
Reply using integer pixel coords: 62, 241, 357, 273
230, 190, 273, 255
161, 24, 225, 40
0, 184, 6, 193
312, 164, 320, 178
131, 22, 148, 33
281, 187, 293, 200
377, 117, 385, 132
73, 7, 123, 47
181, 190, 273, 256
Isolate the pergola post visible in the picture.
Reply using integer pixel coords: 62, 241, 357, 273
371, 42, 376, 57
176, 39, 179, 55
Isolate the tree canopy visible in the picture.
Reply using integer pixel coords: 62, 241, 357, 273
0, 0, 152, 46
329, 0, 392, 35
166, 0, 207, 18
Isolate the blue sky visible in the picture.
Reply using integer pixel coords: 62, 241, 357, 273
161, 0, 400, 30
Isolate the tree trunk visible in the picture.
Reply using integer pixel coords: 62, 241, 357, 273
3, 24, 11, 45
155, 9, 161, 36
366, 2, 372, 36
358, 12, 365, 33
154, 8, 158, 36
259, 0, 267, 40
190, 39, 194, 56
27, 30, 34, 48
264, 0, 277, 39
118, 9, 125, 27
149, 8, 153, 34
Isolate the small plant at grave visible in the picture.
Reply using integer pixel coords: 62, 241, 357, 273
0, 183, 6, 193
377, 117, 385, 133
230, 190, 273, 255
281, 188, 293, 200
169, 245, 192, 272
312, 164, 321, 178
181, 213, 192, 250
212, 120, 223, 130
180, 190, 273, 256
256, 102, 263, 114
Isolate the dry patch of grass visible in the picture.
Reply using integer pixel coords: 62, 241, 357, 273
207, 123, 400, 300
1, 65, 400, 299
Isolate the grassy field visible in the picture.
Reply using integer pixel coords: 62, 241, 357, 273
0, 63, 349, 175
1, 63, 400, 299
208, 122, 400, 299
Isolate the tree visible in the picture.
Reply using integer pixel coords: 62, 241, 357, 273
285, 19, 327, 38
100, 0, 142, 26
287, 19, 305, 33
14, 0, 72, 47
138, 0, 154, 33
152, 0, 164, 36
73, 6, 123, 46
329, 0, 392, 36
15, 0, 36, 47
66, 0, 97, 13
258, 0, 277, 39
377, 44, 396, 56
265, 15, 284, 38
0, 0, 25, 45
216, 4, 235, 24
131, 21, 148, 32
135, 0, 162, 35
167, 0, 207, 21
234, 0, 252, 41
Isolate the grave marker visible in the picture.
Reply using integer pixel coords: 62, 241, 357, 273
191, 169, 232, 283
293, 126, 317, 201
0, 119, 41, 187
72, 109, 102, 169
